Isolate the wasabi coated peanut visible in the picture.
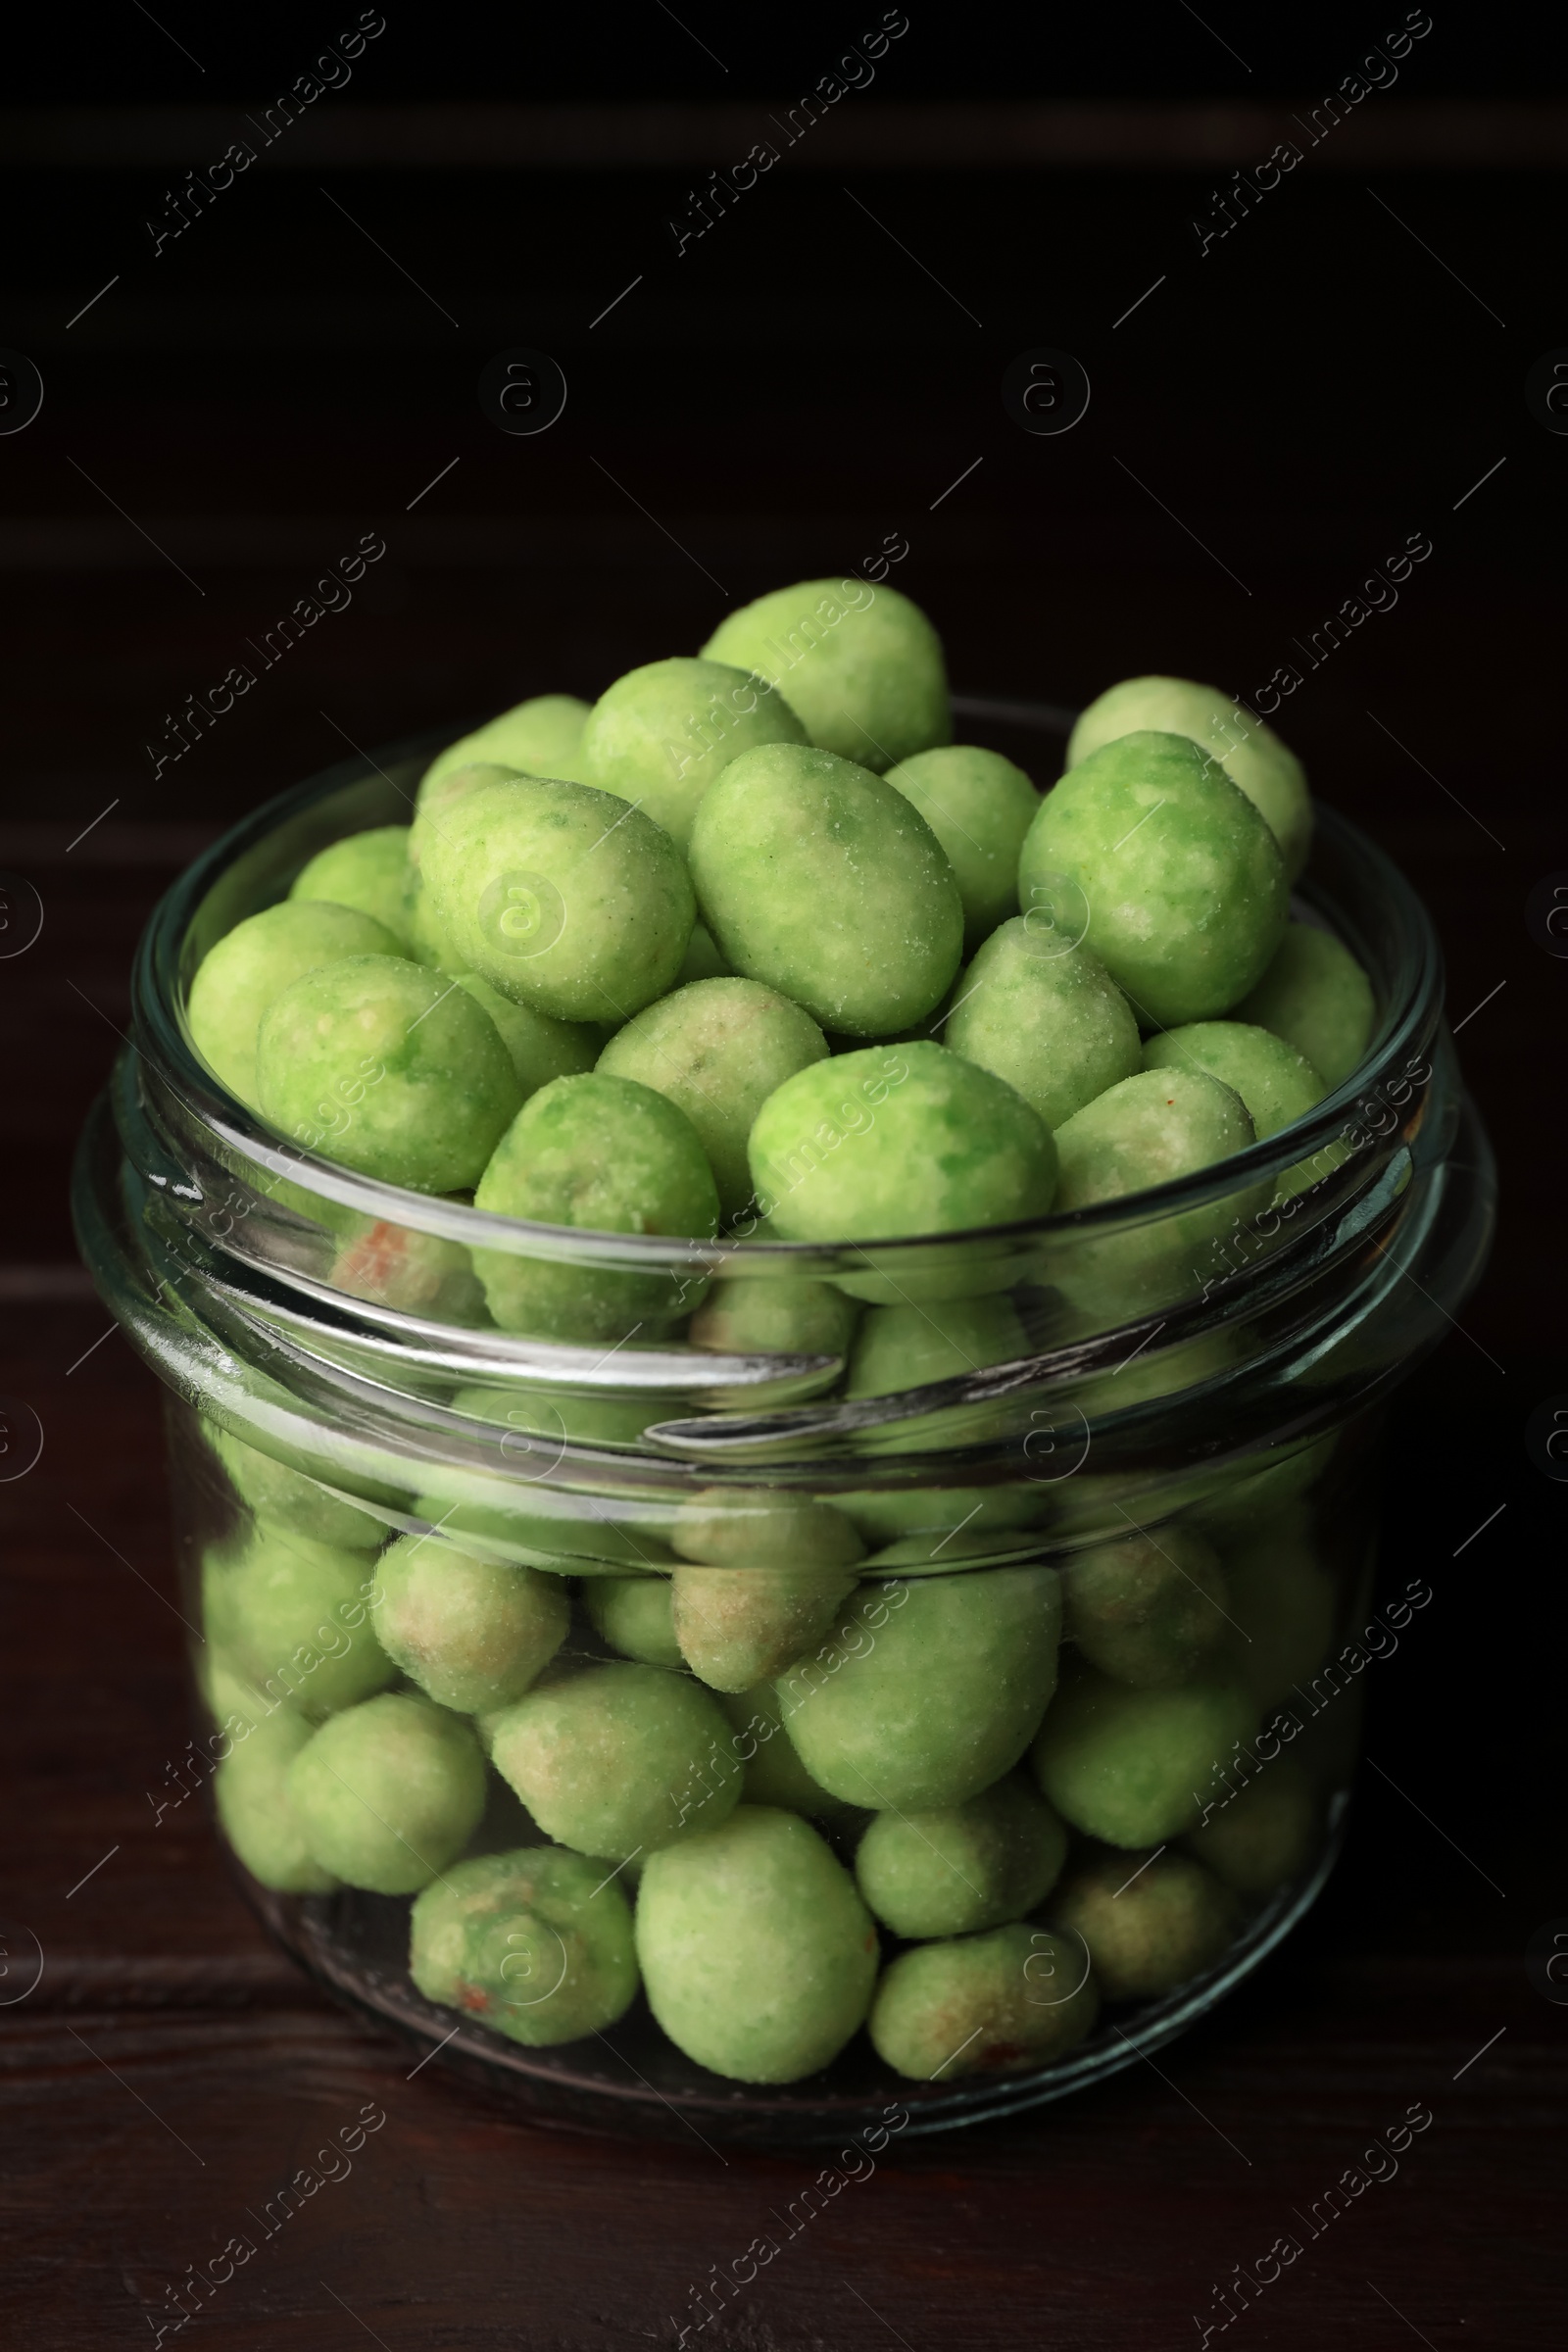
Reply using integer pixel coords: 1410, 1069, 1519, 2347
372, 1533, 570, 1713
420, 775, 695, 1023
1066, 675, 1313, 881
718, 1685, 850, 1817
598, 977, 828, 1220
582, 1573, 683, 1669
1052, 1066, 1263, 1313
454, 970, 600, 1097
750, 1042, 1056, 1245
1069, 1326, 1240, 1421
945, 924, 1143, 1132
452, 1377, 666, 1453
257, 954, 520, 1192
882, 746, 1041, 949
289, 824, 416, 950
577, 657, 808, 848
1018, 732, 1289, 1028
1063, 1524, 1231, 1687
1221, 1522, 1338, 1714
702, 576, 951, 769
688, 1275, 859, 1359
1236, 920, 1376, 1091
867, 1923, 1100, 2082
671, 1489, 866, 1571
1143, 1021, 1325, 1141
689, 743, 963, 1036
471, 1073, 719, 1340
489, 1660, 742, 1859
635, 1804, 880, 2082
223, 1524, 393, 1717
420, 693, 591, 800
208, 1422, 385, 1551
330, 1215, 487, 1325
200, 1649, 276, 1742
1049, 1847, 1239, 2000
288, 1692, 488, 1893
846, 1294, 1028, 1399
410, 1846, 638, 2044
855, 1772, 1069, 1939
1184, 1754, 1322, 1896
779, 1566, 1061, 1812
405, 761, 523, 970
671, 1565, 861, 1692
666, 1492, 865, 1688
187, 900, 402, 1104
214, 1710, 339, 1894
837, 1482, 1044, 1556
1030, 1664, 1255, 1846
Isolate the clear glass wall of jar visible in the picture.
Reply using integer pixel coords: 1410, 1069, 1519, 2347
73, 699, 1494, 2143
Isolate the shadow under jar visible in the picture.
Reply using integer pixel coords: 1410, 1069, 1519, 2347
73, 695, 1494, 2145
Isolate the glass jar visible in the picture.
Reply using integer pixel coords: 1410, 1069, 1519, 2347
73, 696, 1494, 2144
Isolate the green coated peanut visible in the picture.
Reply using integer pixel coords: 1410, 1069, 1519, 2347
778, 1567, 1061, 1812
372, 1533, 569, 1713
488, 1660, 742, 1860
420, 694, 591, 800
867, 1922, 1099, 2082
701, 577, 951, 769
1049, 1847, 1239, 1999
635, 1804, 880, 2082
855, 1772, 1068, 1939
1018, 731, 1289, 1028
1063, 1524, 1231, 1687
750, 1041, 1056, 1247
1142, 1020, 1325, 1140
287, 1691, 488, 1893
688, 743, 963, 1037
1030, 1664, 1255, 1846
582, 1573, 683, 1669
717, 1684, 851, 1817
846, 1294, 1028, 1399
256, 954, 521, 1192
471, 1072, 719, 1341
687, 1275, 859, 1359
187, 900, 402, 1106
453, 970, 601, 1098
409, 1844, 638, 2045
214, 1709, 340, 1893
1182, 1753, 1322, 1895
289, 824, 416, 951
670, 1565, 861, 1693
882, 745, 1041, 949
419, 774, 695, 1023
221, 1524, 393, 1718
1066, 674, 1313, 881
1235, 920, 1376, 1091
207, 1422, 385, 1551
577, 657, 807, 848
945, 922, 1143, 1132
597, 976, 828, 1221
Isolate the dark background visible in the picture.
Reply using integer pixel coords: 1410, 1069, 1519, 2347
2, 6, 1565, 2347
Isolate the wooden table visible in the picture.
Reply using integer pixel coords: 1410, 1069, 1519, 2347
3, 103, 1565, 2349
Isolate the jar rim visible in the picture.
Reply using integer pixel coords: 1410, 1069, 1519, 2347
129, 697, 1445, 1272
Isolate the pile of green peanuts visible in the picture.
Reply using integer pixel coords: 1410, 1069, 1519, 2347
199, 1419, 1343, 2087
187, 578, 1375, 1332
184, 577, 1372, 2087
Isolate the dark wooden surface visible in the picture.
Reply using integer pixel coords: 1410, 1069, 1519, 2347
3, 65, 1567, 2349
